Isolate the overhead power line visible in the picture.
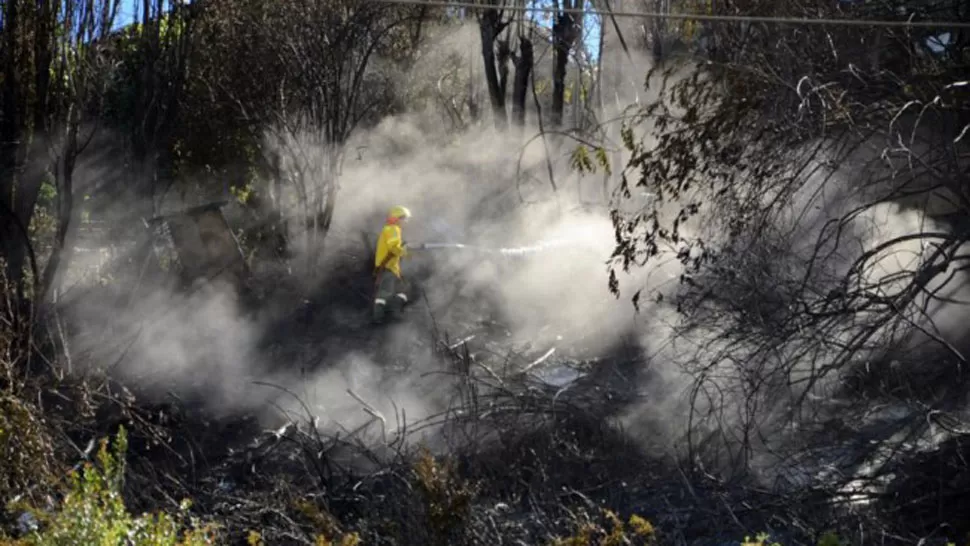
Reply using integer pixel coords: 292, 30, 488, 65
373, 0, 970, 29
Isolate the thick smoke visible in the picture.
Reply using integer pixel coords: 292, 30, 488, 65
55, 19, 970, 486
611, 135, 970, 485
54, 20, 704, 457
53, 22, 651, 452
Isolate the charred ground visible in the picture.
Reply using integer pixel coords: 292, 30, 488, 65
6, 222, 961, 546
3, 0, 970, 544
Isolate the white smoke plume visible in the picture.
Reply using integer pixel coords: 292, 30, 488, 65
54, 19, 970, 486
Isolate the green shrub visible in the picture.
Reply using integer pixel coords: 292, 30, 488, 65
3, 426, 218, 545
412, 447, 478, 545
0, 394, 58, 507
741, 533, 782, 546
289, 498, 361, 546
550, 509, 655, 546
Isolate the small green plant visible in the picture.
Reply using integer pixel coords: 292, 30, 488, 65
816, 531, 842, 546
0, 394, 58, 506
569, 145, 612, 177
246, 530, 263, 545
550, 509, 656, 546
229, 183, 254, 206
412, 447, 478, 545
313, 532, 360, 546
4, 426, 218, 545
292, 498, 360, 546
245, 525, 359, 546
741, 532, 781, 546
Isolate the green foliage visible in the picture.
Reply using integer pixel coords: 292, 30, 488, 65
27, 174, 59, 262
0, 302, 59, 506
101, 7, 192, 135
244, 525, 359, 546
412, 448, 478, 545
27, 208, 57, 256
313, 532, 361, 546
741, 532, 782, 546
115, 12, 188, 53
570, 145, 595, 174
570, 145, 612, 176
534, 78, 552, 97
37, 179, 57, 206
606, 0, 970, 316
595, 147, 612, 176
5, 426, 218, 545
550, 509, 656, 546
229, 184, 253, 206
816, 531, 842, 546
677, 0, 714, 41
0, 395, 57, 507
290, 498, 361, 546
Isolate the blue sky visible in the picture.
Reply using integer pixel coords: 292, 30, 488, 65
531, 0, 603, 61
113, 0, 183, 29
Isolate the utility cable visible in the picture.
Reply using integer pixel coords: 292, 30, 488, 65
372, 0, 970, 29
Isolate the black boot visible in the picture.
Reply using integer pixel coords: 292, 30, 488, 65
388, 293, 407, 320
372, 301, 386, 324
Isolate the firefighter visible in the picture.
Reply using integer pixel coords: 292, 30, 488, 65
372, 205, 413, 323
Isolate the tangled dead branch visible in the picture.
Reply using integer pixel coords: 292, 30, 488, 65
594, 0, 970, 539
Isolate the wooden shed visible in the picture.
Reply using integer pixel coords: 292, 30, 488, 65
144, 201, 250, 291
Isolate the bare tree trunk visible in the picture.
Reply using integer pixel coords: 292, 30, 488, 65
266, 150, 290, 259
479, 6, 509, 130
128, 0, 192, 223
40, 122, 79, 302
0, 1, 50, 310
1, 0, 27, 301
0, 209, 32, 309
1, 0, 117, 319
572, 1, 585, 129
651, 0, 667, 62
305, 146, 340, 275
467, 41, 480, 123
497, 39, 511, 107
551, 0, 579, 128
511, 38, 533, 127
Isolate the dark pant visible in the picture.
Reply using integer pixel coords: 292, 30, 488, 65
372, 269, 409, 322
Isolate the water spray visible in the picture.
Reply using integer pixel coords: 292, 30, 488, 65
413, 238, 578, 258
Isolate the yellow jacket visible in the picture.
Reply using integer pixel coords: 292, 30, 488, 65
374, 222, 408, 278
